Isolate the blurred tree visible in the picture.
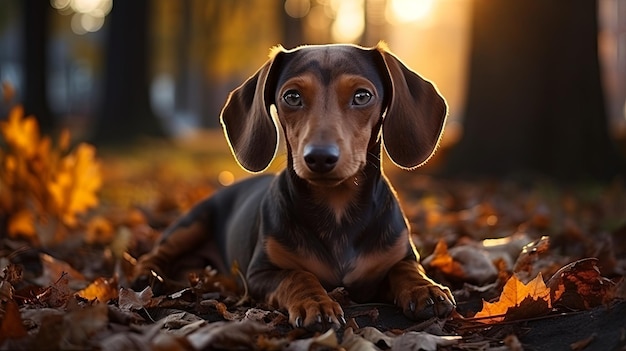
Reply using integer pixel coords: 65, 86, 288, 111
94, 0, 165, 144
22, 0, 54, 132
444, 0, 624, 181
280, 6, 304, 49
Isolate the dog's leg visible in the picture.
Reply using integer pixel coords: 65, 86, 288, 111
387, 260, 455, 320
263, 270, 345, 328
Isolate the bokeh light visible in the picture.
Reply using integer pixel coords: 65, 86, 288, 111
331, 0, 365, 43
51, 0, 112, 35
386, 0, 435, 24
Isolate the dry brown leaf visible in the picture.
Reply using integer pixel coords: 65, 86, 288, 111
41, 273, 73, 308
547, 258, 615, 310
61, 302, 109, 349
0, 299, 27, 343
475, 273, 551, 323
424, 240, 498, 285
342, 327, 379, 351
284, 328, 339, 351
354, 326, 393, 349
391, 332, 461, 351
36, 253, 86, 287
513, 236, 551, 281
119, 286, 153, 311
76, 277, 118, 303
186, 320, 269, 350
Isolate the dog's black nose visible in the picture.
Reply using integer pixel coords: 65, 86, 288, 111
304, 145, 339, 173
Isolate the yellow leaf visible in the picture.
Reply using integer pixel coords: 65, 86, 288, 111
7, 209, 36, 238
47, 143, 101, 227
475, 273, 551, 323
0, 106, 40, 157
76, 277, 118, 302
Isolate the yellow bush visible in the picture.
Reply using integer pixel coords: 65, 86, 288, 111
0, 105, 101, 245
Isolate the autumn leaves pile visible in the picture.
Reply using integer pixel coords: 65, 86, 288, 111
0, 106, 101, 246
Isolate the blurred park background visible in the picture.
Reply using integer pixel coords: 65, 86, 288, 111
0, 0, 625, 182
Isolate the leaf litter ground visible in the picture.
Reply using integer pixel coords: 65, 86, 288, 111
1, 131, 625, 350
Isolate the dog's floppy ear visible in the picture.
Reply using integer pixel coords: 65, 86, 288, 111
220, 46, 285, 172
375, 44, 447, 170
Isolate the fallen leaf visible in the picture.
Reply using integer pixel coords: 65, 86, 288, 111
85, 216, 115, 245
47, 143, 101, 227
186, 320, 268, 350
61, 302, 109, 349
354, 326, 394, 349
37, 272, 73, 308
0, 300, 27, 343
424, 240, 498, 285
7, 209, 36, 239
119, 286, 153, 311
513, 236, 551, 282
36, 253, 86, 287
547, 258, 615, 310
0, 106, 40, 158
342, 327, 379, 351
474, 273, 551, 323
76, 277, 118, 303
391, 332, 461, 351
425, 240, 463, 277
284, 328, 340, 351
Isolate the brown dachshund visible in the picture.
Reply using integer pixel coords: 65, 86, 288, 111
134, 42, 455, 328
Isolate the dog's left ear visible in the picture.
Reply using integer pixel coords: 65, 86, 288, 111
220, 47, 284, 172
375, 45, 447, 170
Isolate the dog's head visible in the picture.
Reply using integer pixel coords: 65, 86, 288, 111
220, 43, 447, 186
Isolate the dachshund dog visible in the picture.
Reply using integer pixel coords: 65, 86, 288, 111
134, 42, 455, 328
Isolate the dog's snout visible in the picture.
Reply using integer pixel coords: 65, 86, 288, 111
303, 145, 340, 173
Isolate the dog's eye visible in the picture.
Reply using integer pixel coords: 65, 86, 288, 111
352, 90, 372, 106
283, 90, 302, 107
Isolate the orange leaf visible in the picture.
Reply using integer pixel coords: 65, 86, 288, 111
0, 300, 27, 343
428, 240, 464, 277
0, 106, 40, 158
475, 273, 551, 323
7, 209, 36, 239
47, 143, 101, 227
76, 277, 118, 303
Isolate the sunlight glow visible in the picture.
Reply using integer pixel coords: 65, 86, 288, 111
51, 0, 112, 35
284, 0, 311, 19
218, 171, 235, 186
331, 0, 365, 43
386, 0, 435, 24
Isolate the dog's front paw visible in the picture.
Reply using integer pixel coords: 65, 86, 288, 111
285, 294, 345, 330
395, 282, 455, 320
267, 271, 346, 330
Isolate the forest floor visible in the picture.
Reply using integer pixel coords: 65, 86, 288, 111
1, 129, 625, 350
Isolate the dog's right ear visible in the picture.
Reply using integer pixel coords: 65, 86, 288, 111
220, 46, 285, 173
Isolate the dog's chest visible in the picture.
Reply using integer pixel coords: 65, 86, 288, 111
265, 230, 408, 289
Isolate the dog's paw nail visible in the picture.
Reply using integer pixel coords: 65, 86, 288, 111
426, 297, 435, 306
340, 315, 346, 325
295, 317, 303, 328
437, 295, 446, 302
409, 301, 416, 312
316, 315, 322, 324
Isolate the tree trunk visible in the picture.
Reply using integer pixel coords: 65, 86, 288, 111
22, 0, 54, 132
93, 0, 165, 144
444, 0, 624, 181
